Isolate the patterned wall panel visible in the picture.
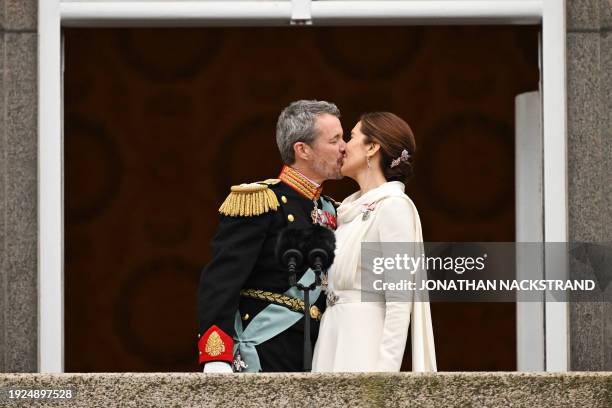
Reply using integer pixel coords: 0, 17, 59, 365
64, 26, 539, 372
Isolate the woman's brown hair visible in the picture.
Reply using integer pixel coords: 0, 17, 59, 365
359, 112, 416, 182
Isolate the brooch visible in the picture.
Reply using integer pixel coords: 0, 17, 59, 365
361, 202, 376, 221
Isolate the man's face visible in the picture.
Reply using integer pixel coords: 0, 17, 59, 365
309, 114, 346, 181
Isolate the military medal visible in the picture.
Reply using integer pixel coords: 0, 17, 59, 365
232, 351, 248, 372
311, 200, 322, 224
326, 291, 339, 307
321, 272, 328, 290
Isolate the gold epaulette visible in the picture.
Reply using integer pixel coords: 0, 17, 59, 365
218, 180, 280, 217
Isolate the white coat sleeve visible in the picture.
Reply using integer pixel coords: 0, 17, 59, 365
375, 197, 437, 372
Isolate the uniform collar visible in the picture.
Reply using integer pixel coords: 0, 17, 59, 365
278, 165, 322, 201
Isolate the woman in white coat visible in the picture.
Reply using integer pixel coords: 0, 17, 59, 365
312, 112, 437, 372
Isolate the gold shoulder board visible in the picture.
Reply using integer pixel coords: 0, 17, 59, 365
218, 182, 280, 217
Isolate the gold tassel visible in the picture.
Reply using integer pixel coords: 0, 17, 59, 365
218, 183, 279, 217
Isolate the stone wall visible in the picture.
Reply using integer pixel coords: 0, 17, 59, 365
0, 0, 38, 373
567, 0, 612, 371
1, 373, 611, 407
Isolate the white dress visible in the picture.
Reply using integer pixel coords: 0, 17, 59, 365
312, 181, 437, 372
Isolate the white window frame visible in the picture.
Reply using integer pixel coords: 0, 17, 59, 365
38, 0, 568, 373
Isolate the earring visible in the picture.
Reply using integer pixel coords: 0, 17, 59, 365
366, 156, 371, 169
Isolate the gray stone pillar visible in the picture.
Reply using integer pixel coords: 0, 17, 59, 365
0, 0, 38, 372
567, 0, 612, 370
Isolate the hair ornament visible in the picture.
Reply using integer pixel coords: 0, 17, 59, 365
390, 149, 411, 168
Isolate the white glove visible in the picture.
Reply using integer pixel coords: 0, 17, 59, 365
203, 361, 233, 373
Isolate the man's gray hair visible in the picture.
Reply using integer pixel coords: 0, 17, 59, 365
276, 100, 340, 164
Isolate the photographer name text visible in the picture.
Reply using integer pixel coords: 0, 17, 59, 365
372, 279, 596, 291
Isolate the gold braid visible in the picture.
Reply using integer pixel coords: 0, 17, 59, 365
240, 289, 321, 320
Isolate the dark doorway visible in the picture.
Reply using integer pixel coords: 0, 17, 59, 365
64, 25, 539, 371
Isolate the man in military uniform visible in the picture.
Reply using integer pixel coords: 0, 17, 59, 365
198, 100, 345, 372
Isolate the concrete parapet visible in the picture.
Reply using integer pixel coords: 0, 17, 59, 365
1, 372, 611, 407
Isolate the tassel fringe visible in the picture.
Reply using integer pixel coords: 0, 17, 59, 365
218, 183, 279, 217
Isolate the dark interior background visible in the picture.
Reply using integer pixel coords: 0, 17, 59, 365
64, 26, 539, 372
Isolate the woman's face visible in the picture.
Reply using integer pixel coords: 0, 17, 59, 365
341, 121, 371, 178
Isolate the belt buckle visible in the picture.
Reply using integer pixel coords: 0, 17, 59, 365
326, 291, 339, 307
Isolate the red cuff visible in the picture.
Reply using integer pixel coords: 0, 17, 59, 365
198, 325, 234, 364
